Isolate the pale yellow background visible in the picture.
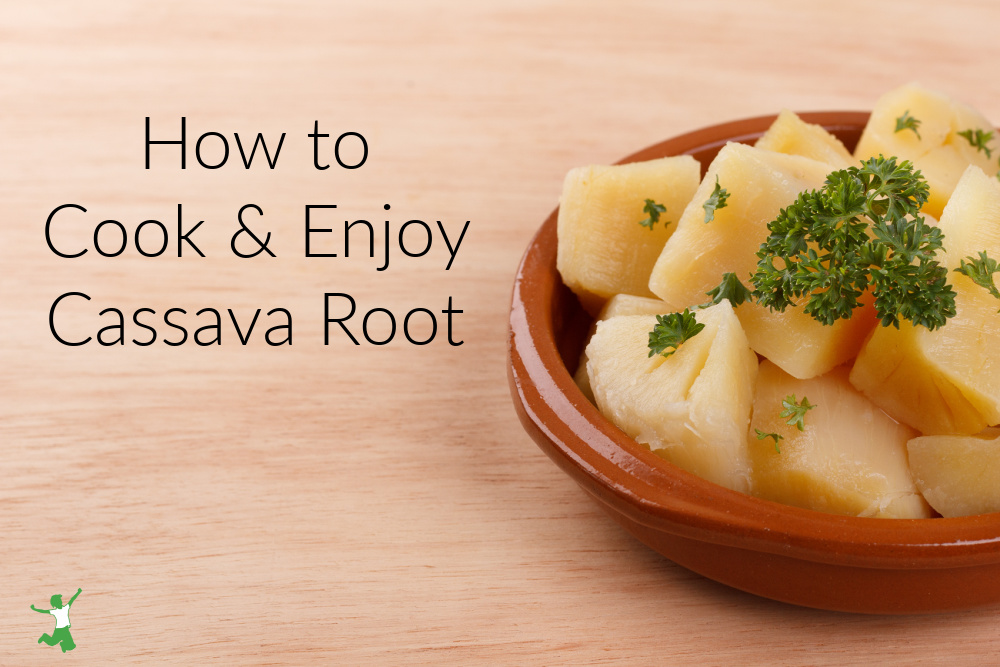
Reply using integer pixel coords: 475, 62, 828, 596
2, 1, 999, 664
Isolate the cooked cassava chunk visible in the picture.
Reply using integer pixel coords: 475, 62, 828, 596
586, 300, 758, 493
853, 82, 997, 219
647, 142, 877, 379
850, 166, 1000, 435
907, 430, 1000, 517
754, 109, 854, 168
556, 156, 700, 314
749, 361, 931, 519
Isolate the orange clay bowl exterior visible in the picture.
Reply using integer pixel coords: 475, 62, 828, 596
507, 112, 1000, 614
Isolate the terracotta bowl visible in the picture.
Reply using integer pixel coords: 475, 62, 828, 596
507, 112, 1000, 614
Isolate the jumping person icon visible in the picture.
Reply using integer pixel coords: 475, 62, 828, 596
31, 588, 81, 652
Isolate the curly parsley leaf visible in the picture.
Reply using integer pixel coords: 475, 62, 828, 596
956, 250, 1000, 308
647, 309, 705, 358
894, 110, 922, 140
750, 155, 957, 330
957, 128, 994, 159
638, 198, 667, 231
705, 272, 753, 307
755, 428, 783, 453
703, 176, 730, 223
780, 394, 816, 431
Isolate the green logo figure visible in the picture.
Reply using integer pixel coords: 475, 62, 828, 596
31, 588, 82, 653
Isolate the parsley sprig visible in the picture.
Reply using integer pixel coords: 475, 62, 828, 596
703, 177, 730, 223
957, 128, 994, 159
750, 155, 957, 330
647, 309, 704, 358
639, 198, 667, 231
755, 428, 783, 453
780, 394, 816, 431
894, 110, 922, 139
705, 272, 753, 307
956, 250, 1000, 309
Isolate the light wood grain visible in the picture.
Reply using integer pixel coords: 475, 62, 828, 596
3, 1, 1000, 663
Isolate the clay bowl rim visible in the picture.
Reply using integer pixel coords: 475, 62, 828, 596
508, 110, 1000, 572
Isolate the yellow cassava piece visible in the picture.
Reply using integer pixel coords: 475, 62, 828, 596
556, 155, 700, 315
853, 82, 997, 219
755, 109, 854, 169
585, 300, 758, 493
750, 361, 931, 519
907, 430, 1000, 517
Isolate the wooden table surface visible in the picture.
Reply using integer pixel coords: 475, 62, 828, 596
3, 2, 1000, 663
